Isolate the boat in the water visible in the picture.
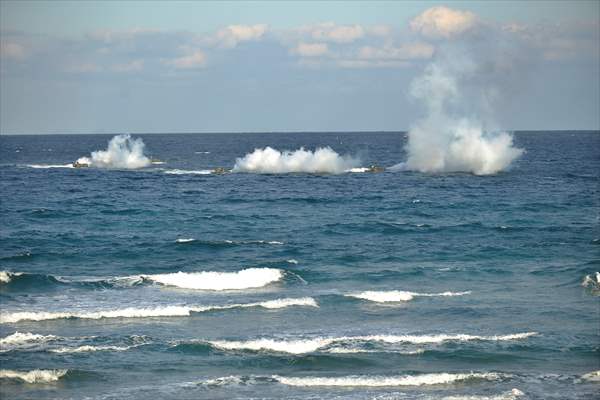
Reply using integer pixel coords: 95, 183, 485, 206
212, 167, 229, 175
367, 165, 385, 173
72, 161, 89, 168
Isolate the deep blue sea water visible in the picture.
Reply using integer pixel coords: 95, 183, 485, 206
0, 132, 598, 400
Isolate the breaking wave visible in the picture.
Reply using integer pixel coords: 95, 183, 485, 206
0, 268, 287, 292
346, 290, 471, 302
581, 370, 600, 382
272, 372, 505, 386
49, 345, 132, 354
0, 270, 22, 283
232, 146, 360, 174
0, 369, 68, 383
76, 134, 150, 169
582, 272, 600, 294
142, 268, 284, 290
442, 388, 525, 400
0, 332, 58, 349
202, 332, 536, 354
0, 297, 318, 323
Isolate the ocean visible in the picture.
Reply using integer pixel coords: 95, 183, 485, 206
0, 131, 598, 399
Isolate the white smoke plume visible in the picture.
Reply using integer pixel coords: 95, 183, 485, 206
232, 146, 360, 174
393, 7, 524, 175
77, 134, 151, 169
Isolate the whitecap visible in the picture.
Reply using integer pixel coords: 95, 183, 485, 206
0, 332, 57, 348
581, 370, 600, 382
442, 388, 525, 400
273, 372, 504, 387
0, 270, 22, 283
346, 290, 471, 303
0, 297, 318, 323
175, 238, 195, 243
582, 272, 600, 293
202, 332, 536, 354
0, 369, 68, 383
164, 169, 212, 175
209, 338, 334, 354
49, 345, 132, 353
143, 268, 284, 290
286, 259, 299, 264
352, 332, 537, 344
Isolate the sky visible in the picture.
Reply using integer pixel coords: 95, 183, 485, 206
1, 0, 598, 134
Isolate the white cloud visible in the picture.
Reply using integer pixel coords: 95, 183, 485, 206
0, 42, 26, 60
214, 24, 268, 48
336, 59, 410, 69
166, 50, 206, 69
292, 42, 329, 57
410, 6, 477, 38
112, 59, 144, 72
310, 22, 365, 43
368, 25, 393, 37
358, 43, 434, 61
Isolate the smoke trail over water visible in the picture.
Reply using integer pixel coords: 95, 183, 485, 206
232, 146, 360, 174
77, 134, 151, 169
394, 7, 525, 175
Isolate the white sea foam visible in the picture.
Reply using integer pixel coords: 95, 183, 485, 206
49, 345, 132, 353
581, 370, 600, 382
76, 134, 150, 169
352, 332, 537, 344
0, 369, 68, 383
0, 270, 22, 283
0, 332, 58, 347
582, 272, 600, 292
232, 146, 359, 174
273, 372, 503, 387
286, 259, 299, 264
175, 238, 195, 243
143, 268, 283, 290
346, 290, 471, 303
164, 169, 212, 175
26, 164, 74, 169
209, 338, 336, 354
204, 332, 535, 354
0, 297, 317, 323
443, 388, 525, 400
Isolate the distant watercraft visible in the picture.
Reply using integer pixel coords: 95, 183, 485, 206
72, 161, 89, 168
367, 165, 385, 173
212, 167, 230, 175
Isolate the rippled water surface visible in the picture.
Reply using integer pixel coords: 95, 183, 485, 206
0, 132, 599, 399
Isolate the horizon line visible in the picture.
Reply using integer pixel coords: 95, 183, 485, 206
2, 129, 599, 136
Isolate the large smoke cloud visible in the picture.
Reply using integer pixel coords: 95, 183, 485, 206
394, 6, 525, 175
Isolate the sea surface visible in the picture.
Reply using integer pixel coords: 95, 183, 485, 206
0, 132, 599, 400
